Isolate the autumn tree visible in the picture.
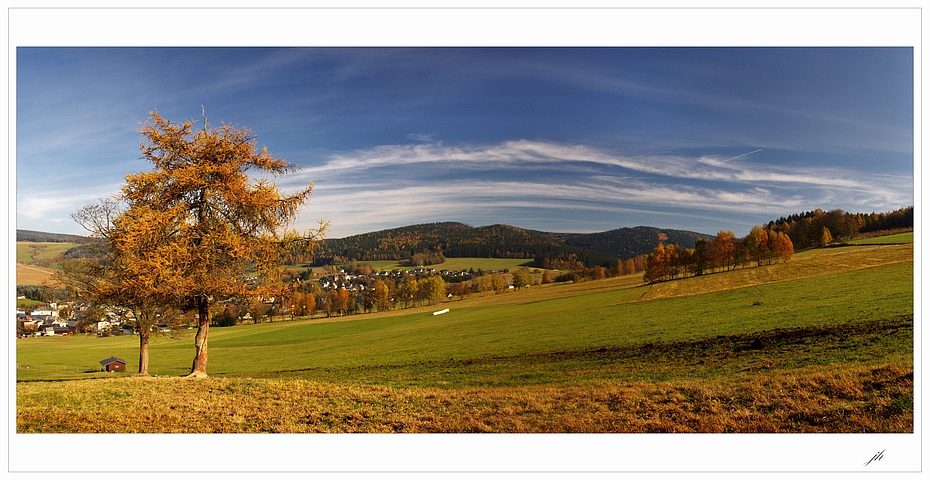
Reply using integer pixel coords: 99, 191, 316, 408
398, 276, 419, 308
710, 230, 737, 272
372, 280, 391, 311
692, 238, 709, 276
60, 197, 180, 376
121, 110, 325, 377
420, 276, 447, 305
541, 269, 554, 284
512, 268, 533, 290
820, 226, 834, 246
292, 291, 317, 318
248, 298, 270, 324
745, 226, 771, 266
770, 230, 794, 262
644, 243, 671, 283
490, 273, 507, 292
339, 287, 353, 315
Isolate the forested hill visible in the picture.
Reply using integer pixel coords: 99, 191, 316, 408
314, 222, 713, 268
16, 230, 90, 244
555, 227, 715, 260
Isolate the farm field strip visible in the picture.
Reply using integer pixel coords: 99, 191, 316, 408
15, 263, 57, 286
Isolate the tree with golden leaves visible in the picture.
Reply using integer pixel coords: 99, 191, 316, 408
59, 197, 181, 376
710, 230, 738, 272
122, 110, 325, 377
770, 229, 794, 263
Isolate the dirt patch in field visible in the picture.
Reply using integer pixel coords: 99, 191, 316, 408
482, 315, 912, 368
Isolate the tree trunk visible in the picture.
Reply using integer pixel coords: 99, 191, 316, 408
138, 331, 150, 375
188, 297, 210, 378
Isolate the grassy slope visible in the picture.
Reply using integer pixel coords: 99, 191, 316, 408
847, 231, 914, 244
15, 241, 78, 286
16, 242, 914, 432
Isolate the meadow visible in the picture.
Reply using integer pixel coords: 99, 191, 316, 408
15, 241, 78, 286
16, 241, 913, 433
847, 231, 914, 245
15, 241, 78, 265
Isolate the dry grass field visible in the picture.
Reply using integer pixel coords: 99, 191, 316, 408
16, 361, 912, 433
15, 263, 56, 286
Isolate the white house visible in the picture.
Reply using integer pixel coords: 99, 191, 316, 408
31, 308, 58, 318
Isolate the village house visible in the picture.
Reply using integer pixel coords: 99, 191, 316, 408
30, 307, 58, 318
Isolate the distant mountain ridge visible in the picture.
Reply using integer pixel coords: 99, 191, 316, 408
315, 222, 713, 268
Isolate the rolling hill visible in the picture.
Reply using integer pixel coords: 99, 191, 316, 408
19, 223, 714, 271
16, 230, 90, 244
314, 222, 713, 268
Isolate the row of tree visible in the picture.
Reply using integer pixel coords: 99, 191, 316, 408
216, 272, 490, 322
644, 227, 794, 284
766, 207, 913, 250
641, 205, 913, 285
401, 251, 446, 267
225, 268, 553, 323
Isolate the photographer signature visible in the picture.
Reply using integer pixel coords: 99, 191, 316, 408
863, 449, 885, 467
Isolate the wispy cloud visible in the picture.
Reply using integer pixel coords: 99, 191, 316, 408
295, 139, 895, 190
285, 139, 912, 237
16, 187, 122, 227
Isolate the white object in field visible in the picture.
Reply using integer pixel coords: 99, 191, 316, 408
433, 308, 450, 316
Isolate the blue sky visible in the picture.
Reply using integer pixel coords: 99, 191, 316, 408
15, 46, 914, 238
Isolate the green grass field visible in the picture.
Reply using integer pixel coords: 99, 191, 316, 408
847, 231, 914, 244
16, 241, 78, 265
16, 240, 913, 433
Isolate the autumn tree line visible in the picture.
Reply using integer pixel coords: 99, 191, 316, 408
643, 227, 793, 284
765, 207, 913, 250
642, 206, 913, 284
277, 269, 538, 320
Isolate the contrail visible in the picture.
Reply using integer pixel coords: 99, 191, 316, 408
717, 148, 763, 164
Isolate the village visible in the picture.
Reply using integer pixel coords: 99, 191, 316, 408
315, 266, 483, 293
16, 299, 170, 339
15, 264, 528, 338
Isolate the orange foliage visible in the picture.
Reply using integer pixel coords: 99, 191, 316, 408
117, 110, 326, 376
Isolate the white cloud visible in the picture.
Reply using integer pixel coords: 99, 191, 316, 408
284, 139, 913, 237
297, 139, 890, 190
